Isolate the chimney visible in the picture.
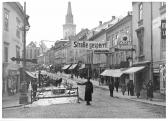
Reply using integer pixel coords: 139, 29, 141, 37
99, 21, 102, 26
112, 16, 116, 20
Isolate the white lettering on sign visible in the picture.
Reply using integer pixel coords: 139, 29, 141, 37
72, 41, 109, 50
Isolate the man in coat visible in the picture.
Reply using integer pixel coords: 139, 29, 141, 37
114, 79, 119, 92
146, 80, 153, 101
109, 80, 114, 97
77, 77, 93, 105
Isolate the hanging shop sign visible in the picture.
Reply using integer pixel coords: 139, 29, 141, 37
72, 41, 109, 50
116, 34, 132, 50
161, 20, 166, 39
160, 64, 166, 94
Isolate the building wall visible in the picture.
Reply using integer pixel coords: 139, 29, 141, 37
2, 2, 25, 94
132, 2, 152, 62
92, 33, 107, 64
107, 14, 132, 67
152, 2, 166, 62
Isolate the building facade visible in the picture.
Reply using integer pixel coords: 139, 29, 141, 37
152, 2, 166, 94
2, 2, 26, 94
132, 2, 166, 95
63, 2, 76, 40
106, 13, 132, 69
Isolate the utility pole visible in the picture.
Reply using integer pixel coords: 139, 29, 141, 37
19, 2, 28, 104
151, 2, 154, 82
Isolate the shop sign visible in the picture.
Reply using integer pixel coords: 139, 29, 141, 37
72, 41, 109, 50
161, 20, 166, 39
116, 34, 132, 50
160, 64, 166, 94
94, 50, 112, 54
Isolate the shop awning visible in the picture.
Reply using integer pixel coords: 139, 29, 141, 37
25, 71, 37, 78
123, 66, 145, 74
79, 64, 85, 69
100, 69, 123, 77
62, 64, 71, 70
69, 64, 77, 70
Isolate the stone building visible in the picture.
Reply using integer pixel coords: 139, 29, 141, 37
2, 2, 28, 94
132, 2, 166, 96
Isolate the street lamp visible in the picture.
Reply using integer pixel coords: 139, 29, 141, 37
19, 2, 30, 104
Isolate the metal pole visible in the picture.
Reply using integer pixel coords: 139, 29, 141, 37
19, 2, 28, 104
151, 2, 153, 82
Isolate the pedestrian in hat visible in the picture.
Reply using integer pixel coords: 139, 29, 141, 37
77, 77, 93, 105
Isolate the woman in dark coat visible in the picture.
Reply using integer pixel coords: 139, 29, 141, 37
109, 80, 114, 97
77, 77, 93, 105
146, 80, 153, 101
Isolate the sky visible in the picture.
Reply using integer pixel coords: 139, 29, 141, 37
17, 0, 133, 48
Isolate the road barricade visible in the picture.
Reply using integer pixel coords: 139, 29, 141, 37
31, 87, 79, 104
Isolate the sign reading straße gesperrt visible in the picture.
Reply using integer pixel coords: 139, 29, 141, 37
72, 41, 109, 50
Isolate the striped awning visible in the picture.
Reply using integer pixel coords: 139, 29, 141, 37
69, 64, 77, 70
25, 71, 37, 78
123, 66, 145, 74
100, 69, 123, 77
62, 64, 71, 70
79, 64, 85, 69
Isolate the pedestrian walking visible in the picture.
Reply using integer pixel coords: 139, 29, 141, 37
109, 80, 114, 97
101, 77, 104, 85
77, 77, 93, 105
146, 80, 153, 101
114, 78, 119, 92
121, 82, 126, 95
32, 81, 37, 101
130, 80, 134, 96
127, 80, 131, 96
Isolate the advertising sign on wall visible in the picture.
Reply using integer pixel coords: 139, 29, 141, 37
160, 64, 166, 94
161, 20, 166, 39
117, 34, 132, 50
71, 41, 109, 50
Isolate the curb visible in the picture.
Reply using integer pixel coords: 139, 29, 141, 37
2, 104, 24, 109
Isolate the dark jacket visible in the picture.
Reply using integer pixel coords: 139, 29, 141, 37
109, 82, 114, 91
78, 81, 93, 101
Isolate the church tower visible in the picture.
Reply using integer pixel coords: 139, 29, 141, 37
63, 1, 76, 40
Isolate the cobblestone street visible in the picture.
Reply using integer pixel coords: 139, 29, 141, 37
2, 83, 166, 118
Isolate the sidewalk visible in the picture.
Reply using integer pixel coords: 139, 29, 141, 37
2, 93, 23, 109
73, 76, 166, 107
2, 92, 31, 109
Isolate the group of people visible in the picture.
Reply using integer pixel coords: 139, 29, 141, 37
106, 77, 134, 97
39, 74, 62, 87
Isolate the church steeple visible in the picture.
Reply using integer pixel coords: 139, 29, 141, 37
63, 1, 76, 40
66, 1, 73, 24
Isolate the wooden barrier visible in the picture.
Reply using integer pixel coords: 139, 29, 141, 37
31, 87, 79, 103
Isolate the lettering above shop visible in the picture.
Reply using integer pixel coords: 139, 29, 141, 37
161, 20, 166, 39
72, 41, 109, 50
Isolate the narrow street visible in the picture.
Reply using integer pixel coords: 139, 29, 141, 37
2, 80, 166, 118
